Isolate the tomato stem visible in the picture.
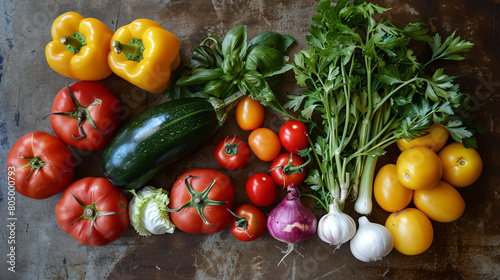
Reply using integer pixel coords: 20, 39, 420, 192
166, 175, 228, 226
18, 154, 52, 182
227, 209, 252, 238
67, 190, 125, 240
224, 136, 242, 156
50, 85, 107, 140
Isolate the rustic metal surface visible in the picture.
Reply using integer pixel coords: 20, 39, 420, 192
1, 0, 499, 279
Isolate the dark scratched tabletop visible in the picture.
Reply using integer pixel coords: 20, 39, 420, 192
1, 0, 499, 279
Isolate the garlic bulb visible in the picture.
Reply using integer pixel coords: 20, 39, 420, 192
317, 202, 356, 250
350, 216, 394, 262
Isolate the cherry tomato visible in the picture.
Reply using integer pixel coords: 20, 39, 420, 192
270, 153, 306, 188
214, 136, 250, 170
438, 142, 482, 187
385, 208, 434, 256
397, 123, 449, 153
50, 81, 121, 151
6, 131, 76, 199
396, 146, 442, 190
246, 173, 277, 207
374, 164, 413, 212
236, 95, 265, 131
230, 204, 267, 242
168, 169, 234, 234
279, 120, 309, 154
413, 181, 465, 223
55, 177, 129, 246
248, 128, 281, 162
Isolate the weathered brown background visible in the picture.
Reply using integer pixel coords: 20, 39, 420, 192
1, 0, 499, 279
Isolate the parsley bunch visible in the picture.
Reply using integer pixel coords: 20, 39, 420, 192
287, 0, 477, 214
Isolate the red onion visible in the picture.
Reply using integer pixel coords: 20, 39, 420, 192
267, 185, 317, 265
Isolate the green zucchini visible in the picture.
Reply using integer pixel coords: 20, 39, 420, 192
101, 95, 241, 189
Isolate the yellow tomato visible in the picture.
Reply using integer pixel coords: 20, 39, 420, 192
248, 128, 281, 162
396, 123, 449, 153
236, 96, 265, 131
413, 181, 465, 223
396, 146, 442, 190
374, 164, 413, 212
385, 208, 434, 256
438, 142, 483, 187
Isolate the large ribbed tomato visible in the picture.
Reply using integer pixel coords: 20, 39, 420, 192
50, 81, 121, 151
168, 169, 234, 234
6, 131, 75, 199
55, 177, 129, 246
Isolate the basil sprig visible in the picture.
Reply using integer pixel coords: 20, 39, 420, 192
165, 26, 295, 105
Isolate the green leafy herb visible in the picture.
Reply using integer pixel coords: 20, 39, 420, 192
290, 0, 476, 214
165, 26, 295, 107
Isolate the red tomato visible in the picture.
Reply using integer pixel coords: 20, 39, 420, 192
235, 95, 265, 131
214, 136, 250, 170
6, 131, 75, 199
248, 128, 281, 162
50, 81, 121, 151
246, 173, 277, 207
279, 120, 309, 154
270, 153, 306, 188
55, 177, 129, 246
168, 169, 235, 234
230, 204, 266, 242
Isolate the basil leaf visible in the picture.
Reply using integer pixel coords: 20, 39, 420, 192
176, 68, 224, 86
204, 80, 235, 98
222, 53, 244, 81
243, 71, 277, 103
248, 32, 295, 53
222, 25, 247, 59
201, 34, 223, 56
186, 46, 216, 69
264, 63, 294, 78
245, 45, 288, 76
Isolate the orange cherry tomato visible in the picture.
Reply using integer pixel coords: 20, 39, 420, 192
385, 208, 434, 256
438, 142, 482, 187
236, 96, 265, 131
413, 181, 465, 223
397, 123, 449, 153
248, 128, 281, 162
396, 146, 442, 190
374, 164, 413, 212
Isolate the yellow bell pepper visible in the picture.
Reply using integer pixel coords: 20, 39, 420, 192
45, 12, 113, 81
108, 19, 181, 94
